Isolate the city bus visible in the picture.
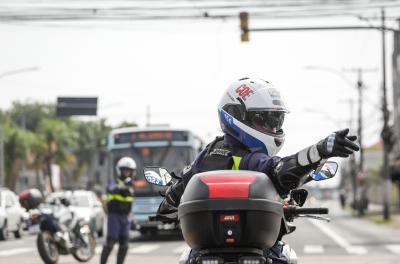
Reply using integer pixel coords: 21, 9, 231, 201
107, 126, 201, 235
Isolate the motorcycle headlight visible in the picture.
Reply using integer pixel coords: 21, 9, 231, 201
197, 257, 224, 264
238, 256, 266, 264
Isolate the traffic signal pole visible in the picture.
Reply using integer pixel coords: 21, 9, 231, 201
381, 9, 392, 220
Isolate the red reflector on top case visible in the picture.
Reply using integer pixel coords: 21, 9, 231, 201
200, 175, 256, 198
220, 214, 240, 222
225, 238, 235, 244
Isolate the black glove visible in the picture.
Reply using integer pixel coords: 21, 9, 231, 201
317, 128, 360, 158
164, 180, 185, 208
157, 199, 178, 216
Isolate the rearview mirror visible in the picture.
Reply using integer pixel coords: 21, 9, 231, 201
310, 161, 338, 181
143, 166, 172, 186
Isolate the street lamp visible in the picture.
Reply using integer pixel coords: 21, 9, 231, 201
0, 66, 40, 79
0, 66, 40, 186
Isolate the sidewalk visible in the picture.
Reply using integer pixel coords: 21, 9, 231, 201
351, 202, 400, 228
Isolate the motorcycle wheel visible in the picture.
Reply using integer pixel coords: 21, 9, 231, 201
37, 231, 59, 264
72, 232, 96, 262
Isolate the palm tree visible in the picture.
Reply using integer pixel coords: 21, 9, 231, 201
37, 119, 76, 192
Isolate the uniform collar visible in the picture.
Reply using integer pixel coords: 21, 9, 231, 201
224, 134, 249, 150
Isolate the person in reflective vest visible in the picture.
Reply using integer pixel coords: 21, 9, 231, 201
157, 78, 359, 263
100, 157, 136, 264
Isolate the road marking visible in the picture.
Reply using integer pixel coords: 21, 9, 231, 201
0, 247, 34, 257
129, 244, 160, 254
386, 244, 400, 255
308, 219, 366, 255
173, 244, 190, 254
95, 245, 103, 254
346, 246, 367, 255
303, 245, 324, 254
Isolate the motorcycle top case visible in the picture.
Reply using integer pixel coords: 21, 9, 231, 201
178, 170, 283, 250
19, 188, 43, 210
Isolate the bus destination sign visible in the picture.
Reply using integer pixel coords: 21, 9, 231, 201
114, 131, 188, 144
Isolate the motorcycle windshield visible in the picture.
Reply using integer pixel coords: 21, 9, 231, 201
111, 146, 193, 196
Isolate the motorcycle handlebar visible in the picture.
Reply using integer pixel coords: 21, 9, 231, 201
294, 207, 329, 215
284, 206, 329, 217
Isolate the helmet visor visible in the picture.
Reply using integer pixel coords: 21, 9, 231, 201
248, 111, 285, 134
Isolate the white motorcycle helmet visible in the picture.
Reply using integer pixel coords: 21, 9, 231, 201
115, 157, 137, 178
218, 77, 289, 156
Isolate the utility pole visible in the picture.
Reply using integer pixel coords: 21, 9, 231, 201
393, 18, 400, 211
381, 8, 392, 220
342, 68, 376, 171
341, 99, 357, 208
357, 69, 364, 171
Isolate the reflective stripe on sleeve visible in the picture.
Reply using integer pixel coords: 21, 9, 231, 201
297, 144, 322, 166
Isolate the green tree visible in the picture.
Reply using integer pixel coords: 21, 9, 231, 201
0, 101, 137, 192
37, 118, 76, 192
3, 124, 38, 190
73, 119, 111, 187
116, 121, 138, 128
8, 101, 54, 132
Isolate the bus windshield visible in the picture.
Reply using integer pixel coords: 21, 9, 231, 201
111, 146, 193, 196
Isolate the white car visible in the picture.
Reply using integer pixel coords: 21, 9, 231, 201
0, 188, 24, 240
70, 190, 105, 237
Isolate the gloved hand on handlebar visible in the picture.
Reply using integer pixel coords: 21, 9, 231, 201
156, 180, 185, 217
317, 128, 359, 159
164, 180, 185, 208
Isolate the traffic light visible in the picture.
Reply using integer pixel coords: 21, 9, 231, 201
239, 12, 249, 42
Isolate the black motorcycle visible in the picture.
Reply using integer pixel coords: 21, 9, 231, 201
20, 190, 96, 264
143, 161, 338, 264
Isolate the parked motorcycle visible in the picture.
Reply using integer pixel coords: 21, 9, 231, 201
143, 161, 338, 264
19, 189, 96, 264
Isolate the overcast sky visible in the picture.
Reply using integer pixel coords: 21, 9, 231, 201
0, 13, 393, 168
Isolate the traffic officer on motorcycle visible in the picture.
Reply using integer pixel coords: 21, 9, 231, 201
157, 77, 360, 263
100, 157, 136, 264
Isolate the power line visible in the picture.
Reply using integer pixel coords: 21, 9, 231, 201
1, 0, 400, 22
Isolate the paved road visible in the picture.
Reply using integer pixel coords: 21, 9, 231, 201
1, 200, 400, 264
